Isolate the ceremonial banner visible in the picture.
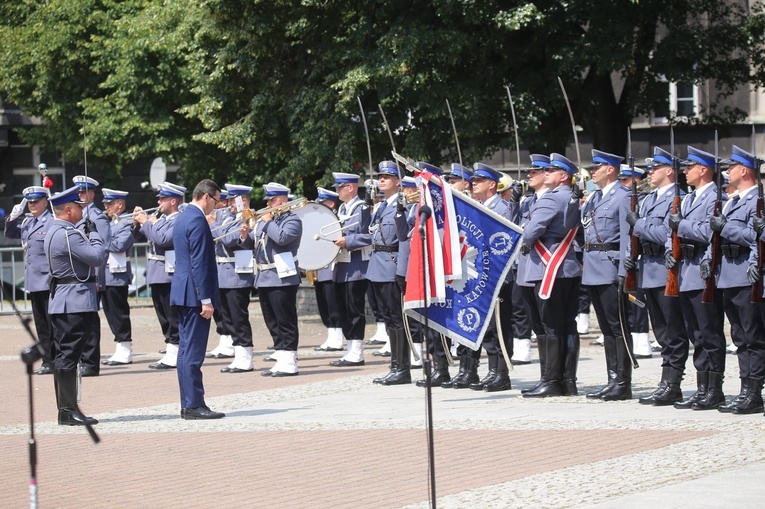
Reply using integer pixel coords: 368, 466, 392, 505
404, 176, 522, 351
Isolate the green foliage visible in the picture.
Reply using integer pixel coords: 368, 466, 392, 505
1, 0, 763, 190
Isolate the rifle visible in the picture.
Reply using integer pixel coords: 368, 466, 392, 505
701, 131, 722, 303
623, 127, 639, 292
752, 125, 764, 303
665, 126, 681, 297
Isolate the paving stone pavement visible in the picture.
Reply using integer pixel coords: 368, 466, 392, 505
1, 307, 764, 508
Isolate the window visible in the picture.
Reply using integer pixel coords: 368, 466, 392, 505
653, 79, 699, 124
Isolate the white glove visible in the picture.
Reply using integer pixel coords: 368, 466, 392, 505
9, 199, 27, 221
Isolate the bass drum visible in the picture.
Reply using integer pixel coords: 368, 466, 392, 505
294, 202, 341, 271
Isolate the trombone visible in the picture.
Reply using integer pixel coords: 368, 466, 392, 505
213, 198, 307, 241
117, 206, 160, 219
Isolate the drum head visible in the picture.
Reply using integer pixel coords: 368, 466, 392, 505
295, 202, 341, 270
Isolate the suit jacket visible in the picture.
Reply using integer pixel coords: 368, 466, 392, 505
668, 183, 725, 292
581, 183, 631, 286
44, 219, 107, 314
170, 205, 220, 308
333, 196, 372, 283
632, 186, 683, 289
105, 218, 134, 287
133, 212, 177, 285
521, 185, 581, 284
4, 209, 54, 292
252, 212, 302, 287
709, 188, 756, 289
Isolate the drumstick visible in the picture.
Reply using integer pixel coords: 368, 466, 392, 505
313, 234, 337, 242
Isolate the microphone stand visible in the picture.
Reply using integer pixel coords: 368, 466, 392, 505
418, 204, 437, 509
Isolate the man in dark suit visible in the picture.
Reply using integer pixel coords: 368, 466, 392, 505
170, 179, 224, 420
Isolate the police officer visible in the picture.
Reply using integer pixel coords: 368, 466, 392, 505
521, 153, 582, 397
312, 187, 345, 352
581, 150, 633, 401
133, 182, 186, 369
73, 176, 111, 377
45, 187, 107, 426
250, 183, 303, 377
329, 172, 372, 367
469, 163, 517, 392
514, 155, 553, 394
707, 146, 763, 413
4, 186, 54, 374
625, 148, 689, 406
216, 184, 256, 373
100, 189, 135, 366
666, 146, 727, 410
207, 189, 237, 358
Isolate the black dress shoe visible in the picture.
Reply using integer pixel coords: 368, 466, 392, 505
314, 346, 343, 352
182, 407, 225, 420
80, 366, 99, 377
510, 359, 531, 366
58, 409, 98, 426
633, 354, 653, 359
33, 365, 52, 375
159, 349, 166, 354
329, 359, 365, 367
205, 352, 234, 359
220, 367, 254, 373
101, 359, 132, 366
270, 371, 299, 377
149, 362, 176, 370
372, 350, 391, 357
365, 339, 386, 345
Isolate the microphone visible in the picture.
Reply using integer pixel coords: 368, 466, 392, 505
418, 205, 432, 235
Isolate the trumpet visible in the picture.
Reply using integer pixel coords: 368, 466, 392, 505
118, 206, 160, 219
212, 198, 307, 242
404, 190, 420, 203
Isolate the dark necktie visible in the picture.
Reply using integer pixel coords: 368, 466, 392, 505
374, 201, 387, 223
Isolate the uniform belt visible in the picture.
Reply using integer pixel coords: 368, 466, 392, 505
679, 242, 706, 258
372, 244, 398, 253
641, 242, 664, 257
256, 260, 298, 271
721, 244, 749, 259
216, 256, 236, 263
53, 276, 98, 285
147, 253, 166, 261
584, 242, 619, 252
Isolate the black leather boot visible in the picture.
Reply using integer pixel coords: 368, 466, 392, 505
718, 378, 750, 413
524, 335, 563, 398
692, 371, 725, 410
416, 356, 451, 387
732, 378, 764, 415
55, 369, 98, 426
485, 356, 512, 392
650, 367, 684, 406
381, 328, 411, 386
373, 331, 398, 385
441, 356, 466, 388
639, 366, 671, 405
587, 335, 618, 399
454, 355, 479, 388
470, 354, 498, 390
562, 334, 579, 396
522, 335, 546, 394
601, 331, 633, 401
675, 371, 709, 409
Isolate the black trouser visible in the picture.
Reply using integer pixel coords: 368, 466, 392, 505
315, 280, 342, 329
371, 281, 403, 330
407, 316, 423, 344
29, 290, 52, 363
79, 292, 102, 371
366, 281, 384, 323
537, 277, 580, 340
588, 282, 632, 381
424, 327, 449, 359
723, 286, 765, 379
520, 285, 545, 337
483, 283, 513, 358
213, 308, 226, 336
151, 283, 179, 345
336, 280, 368, 340
679, 289, 726, 373
259, 285, 299, 351
51, 312, 97, 372
220, 287, 253, 347
511, 279, 532, 339
101, 285, 132, 342
627, 287, 649, 333
644, 286, 688, 370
